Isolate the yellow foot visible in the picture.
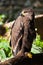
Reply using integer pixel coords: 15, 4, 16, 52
25, 52, 32, 58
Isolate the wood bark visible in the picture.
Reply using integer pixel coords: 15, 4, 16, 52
0, 53, 43, 65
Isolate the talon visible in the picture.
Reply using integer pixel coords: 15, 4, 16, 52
25, 52, 32, 58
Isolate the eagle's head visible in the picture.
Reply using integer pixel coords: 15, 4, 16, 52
21, 8, 34, 21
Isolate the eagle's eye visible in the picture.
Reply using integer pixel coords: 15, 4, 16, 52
24, 11, 27, 13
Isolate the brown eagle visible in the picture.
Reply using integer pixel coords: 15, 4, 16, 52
10, 8, 36, 57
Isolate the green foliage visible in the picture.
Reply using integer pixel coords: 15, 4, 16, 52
0, 49, 6, 60
33, 34, 43, 48
31, 44, 43, 54
0, 37, 13, 60
0, 14, 7, 25
31, 34, 43, 54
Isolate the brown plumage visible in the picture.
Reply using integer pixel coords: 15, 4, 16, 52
10, 8, 36, 56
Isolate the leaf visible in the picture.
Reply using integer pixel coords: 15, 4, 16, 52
33, 34, 43, 48
31, 44, 43, 54
0, 37, 13, 60
0, 49, 6, 60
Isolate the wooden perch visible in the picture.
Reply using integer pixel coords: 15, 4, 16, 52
3, 20, 15, 29
35, 14, 43, 18
0, 53, 43, 65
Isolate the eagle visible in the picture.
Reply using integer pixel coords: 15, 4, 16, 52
10, 8, 36, 58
